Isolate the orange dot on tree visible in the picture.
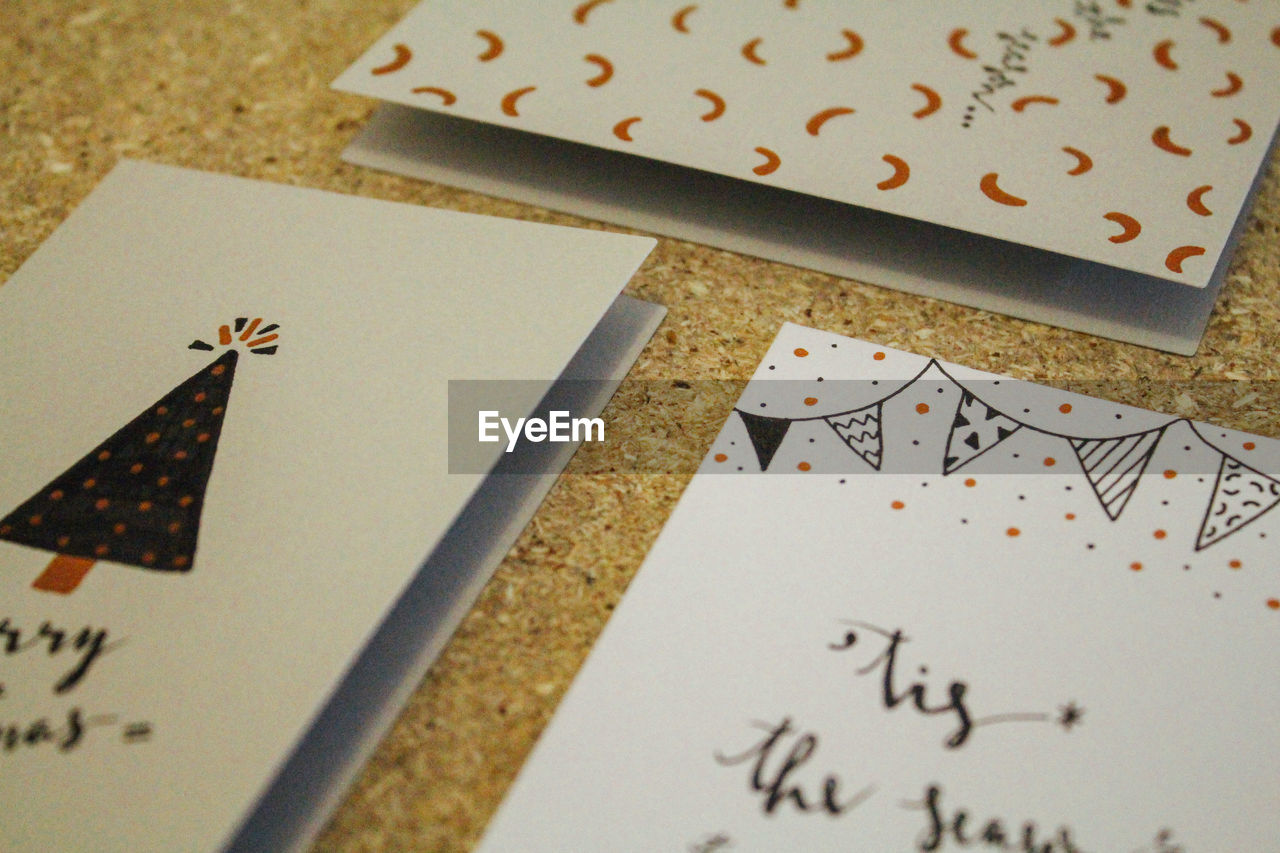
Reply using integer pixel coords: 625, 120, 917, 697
197, 433, 210, 443
94, 498, 110, 511
156, 406, 169, 416
83, 479, 96, 489
142, 552, 156, 565
173, 556, 189, 568
182, 419, 196, 428
157, 476, 170, 487
179, 496, 194, 508
98, 450, 111, 461
113, 523, 127, 535
714, 453, 728, 463
174, 450, 188, 460
130, 463, 144, 474
212, 407, 224, 416
94, 544, 109, 557
138, 501, 152, 512
28, 515, 42, 526
145, 432, 160, 444
194, 392, 207, 403
211, 365, 226, 376
794, 348, 809, 357
49, 490, 64, 501
797, 461, 812, 471
168, 522, 182, 534
916, 403, 930, 414
56, 535, 70, 548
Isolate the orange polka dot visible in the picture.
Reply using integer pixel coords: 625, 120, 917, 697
1065, 513, 1076, 520
1230, 559, 1242, 569
1130, 562, 1143, 571
1268, 599, 1280, 610
49, 490, 64, 501
714, 453, 728, 463
138, 501, 153, 512
804, 397, 818, 406
1154, 529, 1166, 539
916, 403, 930, 414
1243, 442, 1255, 451
94, 544, 109, 557
145, 432, 160, 444
1163, 469, 1177, 479
94, 498, 109, 511
873, 352, 886, 360
891, 500, 905, 509
28, 515, 42, 526
797, 461, 811, 471
794, 348, 809, 357
1058, 403, 1072, 413
1043, 457, 1056, 467
97, 450, 111, 461
194, 392, 207, 403
130, 463, 144, 474
1006, 527, 1020, 537
211, 365, 226, 376
964, 478, 976, 487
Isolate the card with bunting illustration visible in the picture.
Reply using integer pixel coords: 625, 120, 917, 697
473, 322, 1280, 852
335, 0, 1280, 353
0, 159, 658, 853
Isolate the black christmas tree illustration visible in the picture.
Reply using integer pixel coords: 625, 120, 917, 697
0, 318, 278, 594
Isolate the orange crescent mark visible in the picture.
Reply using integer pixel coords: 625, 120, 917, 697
1117, 0, 1131, 6
742, 37, 766, 65
1103, 212, 1141, 243
1186, 185, 1213, 217
672, 4, 696, 33
980, 172, 1027, 207
1094, 74, 1127, 104
584, 54, 614, 87
827, 29, 864, 61
1165, 245, 1206, 274
612, 116, 641, 142
785, 0, 799, 7
411, 86, 457, 105
1048, 18, 1076, 47
1211, 71, 1243, 97
753, 146, 781, 176
911, 83, 942, 118
1061, 146, 1093, 176
877, 155, 910, 190
1199, 17, 1231, 44
694, 88, 726, 121
372, 43, 412, 75
476, 30, 504, 62
806, 107, 855, 136
500, 86, 536, 117
1152, 125, 1192, 156
1274, 26, 1280, 48
1153, 39, 1177, 70
573, 0, 612, 25
1228, 118, 1252, 145
1011, 95, 1059, 112
948, 28, 978, 59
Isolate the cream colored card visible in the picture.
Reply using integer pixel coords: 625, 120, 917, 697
0, 160, 655, 852
475, 323, 1280, 851
335, 1, 1280, 288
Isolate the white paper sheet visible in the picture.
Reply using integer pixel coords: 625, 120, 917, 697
0, 160, 656, 853
475, 323, 1280, 851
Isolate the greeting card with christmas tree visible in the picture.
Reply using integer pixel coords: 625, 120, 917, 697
473, 323, 1280, 851
0, 160, 658, 852
335, 0, 1280, 352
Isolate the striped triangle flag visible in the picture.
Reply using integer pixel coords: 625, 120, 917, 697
1070, 428, 1164, 521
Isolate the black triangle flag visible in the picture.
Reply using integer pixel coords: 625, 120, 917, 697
825, 405, 883, 470
737, 410, 793, 472
943, 390, 1022, 474
1196, 455, 1280, 551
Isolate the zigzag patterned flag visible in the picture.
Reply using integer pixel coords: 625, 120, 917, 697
1070, 429, 1163, 521
943, 390, 1022, 474
1196, 455, 1280, 550
825, 404, 883, 471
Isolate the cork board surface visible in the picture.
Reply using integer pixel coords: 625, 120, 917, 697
3, 2, 1278, 850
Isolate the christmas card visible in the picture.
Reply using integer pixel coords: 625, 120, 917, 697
0, 159, 659, 852
333, 0, 1280, 353
474, 323, 1280, 851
